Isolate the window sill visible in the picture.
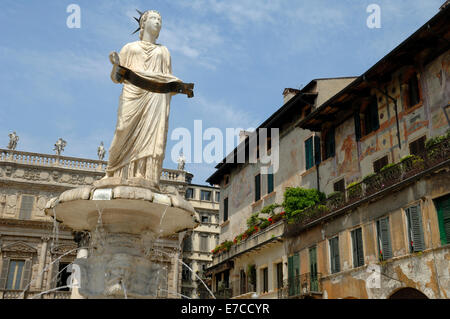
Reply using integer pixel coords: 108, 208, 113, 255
251, 199, 263, 208
301, 165, 317, 177
403, 100, 423, 115
262, 191, 276, 200
220, 220, 230, 228
359, 130, 378, 143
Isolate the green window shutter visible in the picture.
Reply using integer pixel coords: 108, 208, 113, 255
352, 230, 358, 267
309, 247, 318, 292
288, 256, 294, 296
314, 136, 321, 165
435, 195, 450, 245
370, 98, 380, 131
377, 218, 393, 260
255, 174, 261, 202
223, 197, 229, 222
352, 228, 364, 267
406, 205, 425, 252
267, 173, 274, 194
305, 138, 313, 170
293, 253, 300, 295
20, 259, 32, 291
354, 112, 362, 141
326, 127, 336, 158
0, 258, 10, 289
330, 237, 340, 274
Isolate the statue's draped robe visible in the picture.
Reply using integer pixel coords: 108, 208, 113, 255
106, 41, 181, 185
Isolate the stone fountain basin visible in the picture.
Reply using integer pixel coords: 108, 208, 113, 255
44, 185, 199, 237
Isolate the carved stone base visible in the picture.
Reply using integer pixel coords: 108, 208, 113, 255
44, 184, 199, 298
75, 232, 166, 299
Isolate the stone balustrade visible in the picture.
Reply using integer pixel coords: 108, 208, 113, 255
0, 149, 193, 184
0, 149, 107, 172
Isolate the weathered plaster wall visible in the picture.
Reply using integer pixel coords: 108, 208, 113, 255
286, 170, 450, 299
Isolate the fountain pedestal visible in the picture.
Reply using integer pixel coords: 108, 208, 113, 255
45, 181, 199, 298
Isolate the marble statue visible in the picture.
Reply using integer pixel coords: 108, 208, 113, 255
177, 151, 186, 171
105, 10, 193, 190
7, 132, 19, 150
97, 141, 106, 161
54, 138, 67, 156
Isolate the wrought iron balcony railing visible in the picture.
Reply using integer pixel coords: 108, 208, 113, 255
278, 273, 322, 299
285, 135, 450, 237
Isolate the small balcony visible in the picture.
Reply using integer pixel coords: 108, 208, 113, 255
278, 273, 323, 299
211, 220, 284, 266
285, 135, 450, 237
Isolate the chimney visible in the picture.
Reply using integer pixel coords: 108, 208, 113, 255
283, 88, 301, 104
239, 130, 251, 143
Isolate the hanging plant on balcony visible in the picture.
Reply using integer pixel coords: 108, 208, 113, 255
380, 162, 402, 185
400, 154, 424, 174
346, 181, 362, 200
282, 187, 325, 222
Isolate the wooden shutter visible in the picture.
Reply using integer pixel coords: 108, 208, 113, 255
0, 258, 10, 289
354, 112, 362, 141
305, 137, 313, 170
374, 156, 389, 173
409, 136, 426, 156
378, 218, 393, 260
20, 259, 32, 291
19, 195, 35, 220
370, 98, 380, 132
352, 228, 364, 267
406, 205, 425, 252
267, 173, 274, 194
255, 174, 261, 202
287, 255, 293, 294
326, 127, 336, 159
330, 237, 340, 274
223, 197, 228, 222
435, 195, 450, 245
314, 136, 321, 165
333, 179, 345, 193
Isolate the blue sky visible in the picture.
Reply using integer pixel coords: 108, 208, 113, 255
0, 0, 444, 184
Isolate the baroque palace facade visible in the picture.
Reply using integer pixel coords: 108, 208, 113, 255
206, 5, 450, 299
0, 148, 219, 299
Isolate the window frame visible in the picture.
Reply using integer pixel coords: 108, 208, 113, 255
200, 190, 212, 201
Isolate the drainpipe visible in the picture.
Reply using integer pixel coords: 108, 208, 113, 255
375, 86, 402, 149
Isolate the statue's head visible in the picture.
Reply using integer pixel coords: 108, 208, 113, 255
139, 10, 162, 41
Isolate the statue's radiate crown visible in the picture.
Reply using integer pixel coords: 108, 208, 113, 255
132, 9, 161, 35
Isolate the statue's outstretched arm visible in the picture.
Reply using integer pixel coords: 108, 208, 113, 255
109, 51, 194, 98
